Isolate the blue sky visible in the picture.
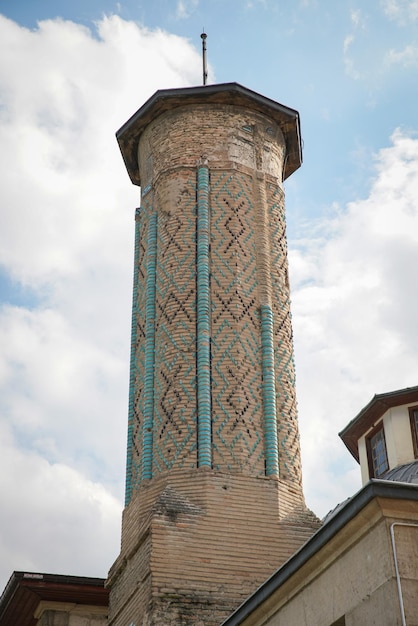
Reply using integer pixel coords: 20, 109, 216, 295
0, 0, 418, 593
3, 0, 418, 222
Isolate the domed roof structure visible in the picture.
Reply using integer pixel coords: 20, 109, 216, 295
383, 460, 418, 484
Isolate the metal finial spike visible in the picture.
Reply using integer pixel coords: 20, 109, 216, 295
201, 31, 208, 86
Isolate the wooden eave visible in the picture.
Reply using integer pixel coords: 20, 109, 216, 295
0, 572, 109, 626
339, 385, 418, 462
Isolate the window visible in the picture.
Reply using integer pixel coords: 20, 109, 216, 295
409, 406, 418, 458
366, 424, 389, 478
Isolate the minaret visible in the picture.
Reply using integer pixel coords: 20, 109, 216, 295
107, 83, 320, 626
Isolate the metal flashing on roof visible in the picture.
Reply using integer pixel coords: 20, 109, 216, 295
116, 82, 302, 186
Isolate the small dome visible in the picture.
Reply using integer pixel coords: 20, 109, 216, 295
382, 461, 418, 484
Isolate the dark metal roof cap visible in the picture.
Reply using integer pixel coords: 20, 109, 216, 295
116, 82, 302, 186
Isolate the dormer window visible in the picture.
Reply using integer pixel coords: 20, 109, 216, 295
340, 386, 418, 486
409, 406, 418, 458
366, 424, 388, 478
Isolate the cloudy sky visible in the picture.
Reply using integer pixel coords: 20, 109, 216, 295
0, 0, 417, 593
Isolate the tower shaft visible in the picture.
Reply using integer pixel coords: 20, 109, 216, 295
127, 102, 301, 498
108, 84, 320, 626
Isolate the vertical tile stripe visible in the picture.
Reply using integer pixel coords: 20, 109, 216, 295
196, 164, 212, 467
260, 304, 279, 475
142, 210, 158, 480
254, 172, 279, 476
125, 207, 141, 505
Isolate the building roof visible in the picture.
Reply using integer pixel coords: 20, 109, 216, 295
339, 385, 418, 461
0, 571, 109, 626
384, 460, 418, 483
116, 82, 302, 186
220, 479, 418, 626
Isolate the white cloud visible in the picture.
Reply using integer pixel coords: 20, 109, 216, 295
0, 14, 201, 286
342, 9, 366, 80
343, 38, 361, 79
0, 424, 122, 584
382, 0, 418, 23
0, 13, 202, 592
387, 44, 418, 67
350, 8, 365, 29
176, 0, 199, 19
343, 33, 354, 54
292, 129, 418, 516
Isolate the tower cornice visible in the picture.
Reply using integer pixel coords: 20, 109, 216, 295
116, 82, 302, 185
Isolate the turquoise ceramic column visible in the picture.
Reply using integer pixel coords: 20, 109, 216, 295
141, 210, 158, 481
125, 207, 141, 505
196, 164, 212, 467
255, 171, 279, 476
260, 304, 279, 475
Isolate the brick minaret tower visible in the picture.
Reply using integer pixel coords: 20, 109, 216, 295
107, 83, 320, 626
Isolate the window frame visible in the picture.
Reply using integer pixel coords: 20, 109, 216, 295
366, 422, 389, 478
409, 405, 418, 459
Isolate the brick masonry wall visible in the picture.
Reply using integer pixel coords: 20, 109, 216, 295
126, 103, 303, 493
108, 470, 321, 626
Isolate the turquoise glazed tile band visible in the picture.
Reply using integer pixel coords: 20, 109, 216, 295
196, 165, 212, 468
141, 210, 158, 481
261, 303, 279, 476
125, 207, 142, 504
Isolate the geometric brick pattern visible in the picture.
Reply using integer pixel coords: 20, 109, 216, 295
124, 104, 304, 499
153, 175, 198, 473
268, 182, 302, 485
210, 170, 264, 475
127, 174, 302, 490
127, 201, 148, 498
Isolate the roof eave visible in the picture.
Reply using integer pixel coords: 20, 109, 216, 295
339, 385, 418, 462
116, 82, 302, 186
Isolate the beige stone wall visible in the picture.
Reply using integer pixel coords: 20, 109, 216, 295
37, 605, 107, 626
236, 498, 418, 626
264, 516, 395, 626
390, 521, 418, 626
